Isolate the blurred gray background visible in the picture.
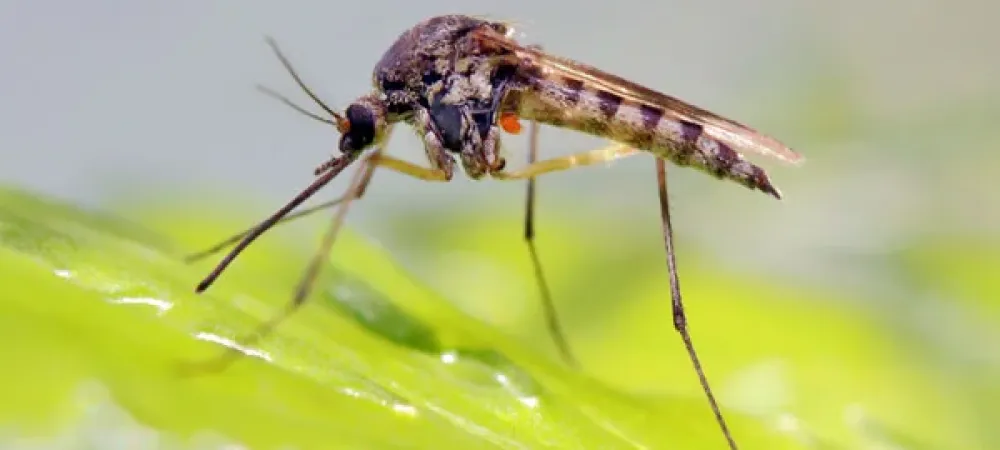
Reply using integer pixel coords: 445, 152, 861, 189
2, 0, 995, 215
2, 0, 999, 311
2, 1, 999, 446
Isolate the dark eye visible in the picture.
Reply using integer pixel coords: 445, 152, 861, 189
339, 104, 376, 153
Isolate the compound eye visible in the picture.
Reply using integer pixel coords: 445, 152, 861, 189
338, 104, 376, 153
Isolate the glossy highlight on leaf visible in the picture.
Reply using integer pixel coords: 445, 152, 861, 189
0, 185, 992, 449
0, 186, 803, 449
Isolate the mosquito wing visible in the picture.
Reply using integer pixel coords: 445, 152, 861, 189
471, 27, 804, 165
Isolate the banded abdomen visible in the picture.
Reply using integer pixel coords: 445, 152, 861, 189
510, 76, 782, 199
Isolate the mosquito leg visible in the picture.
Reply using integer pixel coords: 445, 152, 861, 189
264, 153, 450, 352
184, 151, 449, 262
181, 154, 374, 373
194, 153, 363, 293
491, 140, 638, 365
186, 124, 403, 266
185, 152, 452, 373
520, 121, 578, 367
655, 158, 738, 450
192, 122, 403, 293
245, 135, 452, 362
368, 153, 451, 181
491, 142, 640, 180
185, 196, 352, 263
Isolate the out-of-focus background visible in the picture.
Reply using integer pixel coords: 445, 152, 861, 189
1, 0, 997, 449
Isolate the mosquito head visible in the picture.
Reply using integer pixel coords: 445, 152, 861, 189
338, 95, 388, 155
259, 37, 391, 159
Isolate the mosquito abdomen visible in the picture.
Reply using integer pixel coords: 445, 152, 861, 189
515, 77, 782, 199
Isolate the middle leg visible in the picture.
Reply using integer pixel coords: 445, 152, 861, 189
521, 120, 578, 367
491, 139, 644, 365
491, 142, 639, 181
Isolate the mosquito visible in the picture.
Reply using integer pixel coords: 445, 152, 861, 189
186, 14, 803, 450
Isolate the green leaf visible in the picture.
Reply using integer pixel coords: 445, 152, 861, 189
0, 186, 804, 449
1, 185, 988, 449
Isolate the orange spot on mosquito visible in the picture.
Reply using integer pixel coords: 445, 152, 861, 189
499, 113, 522, 134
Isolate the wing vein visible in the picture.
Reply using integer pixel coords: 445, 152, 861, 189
472, 28, 804, 165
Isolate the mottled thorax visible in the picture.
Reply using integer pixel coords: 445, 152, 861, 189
371, 15, 511, 120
